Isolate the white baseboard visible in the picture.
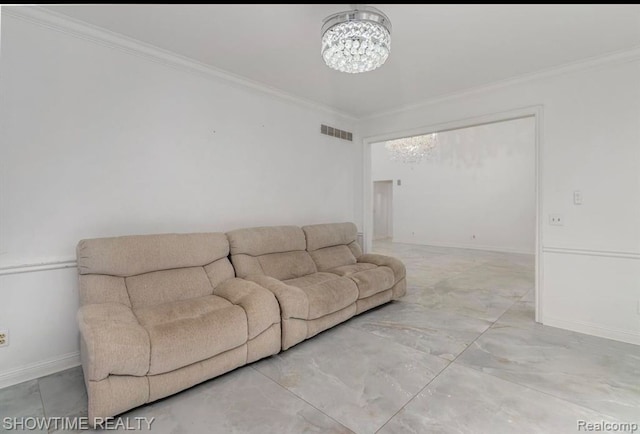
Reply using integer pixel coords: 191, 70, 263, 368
0, 351, 81, 389
392, 239, 534, 255
543, 317, 640, 346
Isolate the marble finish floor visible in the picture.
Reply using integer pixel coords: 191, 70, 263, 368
2, 241, 639, 433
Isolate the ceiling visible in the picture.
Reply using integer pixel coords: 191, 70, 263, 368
40, 4, 640, 118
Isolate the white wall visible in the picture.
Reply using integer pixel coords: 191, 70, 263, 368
0, 13, 361, 384
360, 57, 640, 345
371, 118, 536, 253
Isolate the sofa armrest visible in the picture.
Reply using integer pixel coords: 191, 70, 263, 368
214, 278, 281, 339
245, 275, 309, 320
77, 303, 150, 381
358, 253, 406, 283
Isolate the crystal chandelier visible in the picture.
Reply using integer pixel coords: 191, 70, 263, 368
385, 134, 439, 164
321, 6, 392, 74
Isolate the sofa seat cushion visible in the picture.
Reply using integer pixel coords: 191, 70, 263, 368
283, 272, 358, 320
348, 266, 395, 299
327, 262, 377, 277
135, 295, 248, 375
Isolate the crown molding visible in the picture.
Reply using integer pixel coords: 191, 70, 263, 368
362, 45, 640, 120
4, 6, 640, 123
2, 6, 357, 121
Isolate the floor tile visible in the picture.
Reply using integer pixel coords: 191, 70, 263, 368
254, 325, 448, 434
120, 367, 353, 434
401, 284, 518, 323
379, 364, 618, 434
39, 367, 87, 420
347, 301, 491, 361
434, 264, 534, 299
0, 380, 45, 434
493, 300, 540, 330
456, 325, 640, 421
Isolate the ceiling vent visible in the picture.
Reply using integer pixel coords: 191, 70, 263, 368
321, 124, 353, 142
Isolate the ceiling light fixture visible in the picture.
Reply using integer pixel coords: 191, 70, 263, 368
321, 5, 392, 74
385, 134, 439, 164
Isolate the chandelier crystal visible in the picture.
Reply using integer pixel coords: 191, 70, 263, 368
385, 134, 439, 164
321, 6, 391, 74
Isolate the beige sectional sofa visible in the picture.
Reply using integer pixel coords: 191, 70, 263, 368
77, 222, 405, 421
76, 233, 281, 421
228, 222, 406, 350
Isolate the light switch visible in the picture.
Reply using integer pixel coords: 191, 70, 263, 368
573, 190, 582, 205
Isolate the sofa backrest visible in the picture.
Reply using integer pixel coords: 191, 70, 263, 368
302, 222, 363, 272
227, 225, 317, 280
77, 233, 234, 309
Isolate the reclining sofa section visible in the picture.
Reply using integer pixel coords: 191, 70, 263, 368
227, 222, 406, 350
76, 233, 281, 421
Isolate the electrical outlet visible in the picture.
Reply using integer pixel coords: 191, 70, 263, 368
0, 329, 8, 348
549, 214, 564, 226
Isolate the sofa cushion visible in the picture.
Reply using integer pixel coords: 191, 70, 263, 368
228, 225, 306, 256
327, 262, 377, 277
302, 222, 358, 252
125, 267, 213, 309
349, 267, 395, 298
228, 226, 317, 280
135, 295, 247, 375
282, 272, 358, 320
309, 245, 357, 271
77, 233, 230, 277
258, 251, 317, 280
359, 254, 407, 283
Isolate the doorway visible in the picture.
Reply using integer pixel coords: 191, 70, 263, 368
373, 180, 393, 240
362, 106, 542, 323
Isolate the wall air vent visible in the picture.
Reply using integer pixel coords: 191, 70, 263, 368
321, 124, 353, 142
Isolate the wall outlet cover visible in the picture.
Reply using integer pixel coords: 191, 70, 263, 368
0, 329, 8, 348
549, 214, 564, 226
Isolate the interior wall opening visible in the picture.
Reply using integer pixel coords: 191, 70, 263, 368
367, 114, 538, 321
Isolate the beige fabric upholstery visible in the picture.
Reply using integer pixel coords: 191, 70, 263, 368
257, 251, 317, 280
228, 226, 317, 280
327, 262, 376, 276
283, 273, 358, 319
348, 241, 363, 259
281, 304, 357, 350
78, 225, 406, 420
303, 222, 405, 312
78, 232, 281, 422
84, 375, 149, 424
79, 275, 130, 307
349, 266, 395, 298
135, 296, 247, 375
125, 267, 214, 309
247, 323, 281, 363
77, 233, 229, 277
358, 253, 407, 283
147, 345, 247, 402
303, 222, 358, 252
229, 254, 263, 278
214, 278, 281, 339
392, 278, 407, 299
227, 225, 306, 256
309, 245, 357, 272
229, 225, 364, 350
356, 289, 393, 314
78, 303, 150, 381
247, 275, 310, 320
